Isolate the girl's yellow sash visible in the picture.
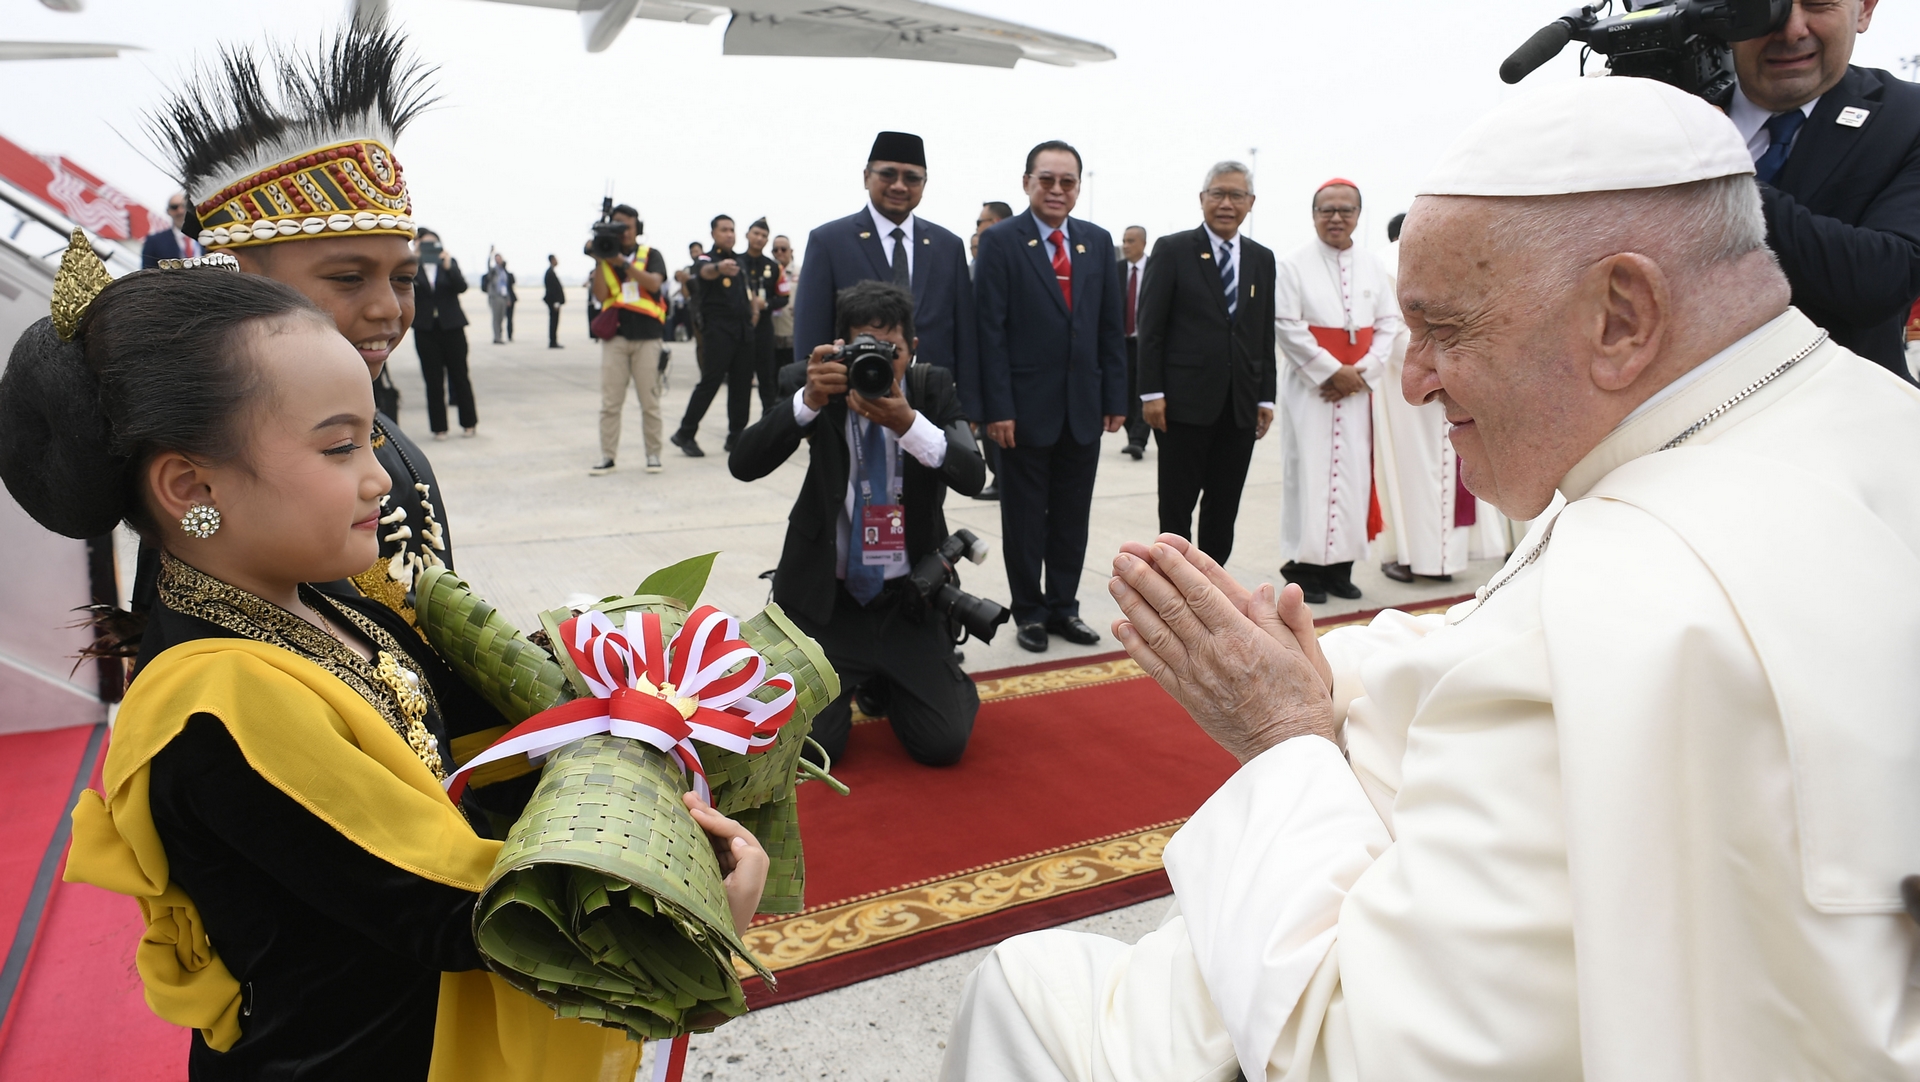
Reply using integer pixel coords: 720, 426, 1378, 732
64, 638, 637, 1080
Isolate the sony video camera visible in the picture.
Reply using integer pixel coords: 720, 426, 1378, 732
1501, 0, 1789, 100
587, 196, 633, 261
908, 529, 1012, 645
831, 333, 899, 399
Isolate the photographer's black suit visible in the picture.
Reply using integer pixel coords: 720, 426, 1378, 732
1135, 226, 1277, 564
730, 362, 986, 766
1735, 65, 1920, 380
412, 260, 475, 434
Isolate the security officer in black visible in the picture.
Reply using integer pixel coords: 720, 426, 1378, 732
743, 217, 788, 414
672, 214, 755, 456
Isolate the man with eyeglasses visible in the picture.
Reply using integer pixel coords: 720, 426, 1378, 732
974, 139, 1129, 653
1135, 162, 1277, 565
140, 191, 200, 269
793, 131, 976, 401
1274, 179, 1403, 604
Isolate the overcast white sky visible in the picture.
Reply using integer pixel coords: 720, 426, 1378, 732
5, 0, 1917, 282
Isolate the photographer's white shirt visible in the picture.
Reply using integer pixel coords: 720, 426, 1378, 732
793, 386, 946, 580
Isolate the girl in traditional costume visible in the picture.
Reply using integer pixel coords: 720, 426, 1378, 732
0, 259, 769, 1079
142, 22, 545, 831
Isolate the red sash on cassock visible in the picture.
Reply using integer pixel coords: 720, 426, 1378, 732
1308, 326, 1383, 541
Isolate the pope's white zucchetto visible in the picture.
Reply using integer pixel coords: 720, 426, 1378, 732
1418, 76, 1754, 197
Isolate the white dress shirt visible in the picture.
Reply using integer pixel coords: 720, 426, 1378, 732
1728, 84, 1820, 162
869, 203, 915, 280
791, 385, 947, 580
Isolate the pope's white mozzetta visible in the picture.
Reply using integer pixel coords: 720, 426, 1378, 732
941, 76, 1920, 1082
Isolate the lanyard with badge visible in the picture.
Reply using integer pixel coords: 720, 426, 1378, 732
851, 413, 907, 571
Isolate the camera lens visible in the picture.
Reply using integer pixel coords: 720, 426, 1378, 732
849, 354, 895, 398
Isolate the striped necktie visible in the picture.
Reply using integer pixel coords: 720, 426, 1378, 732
1218, 241, 1236, 320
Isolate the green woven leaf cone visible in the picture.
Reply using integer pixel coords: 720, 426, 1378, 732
731, 792, 805, 914
415, 566, 572, 723
474, 732, 773, 1040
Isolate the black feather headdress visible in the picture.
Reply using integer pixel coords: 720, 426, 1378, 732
146, 22, 436, 246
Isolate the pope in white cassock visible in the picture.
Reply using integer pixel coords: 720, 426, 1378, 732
941, 76, 1920, 1082
1275, 179, 1403, 604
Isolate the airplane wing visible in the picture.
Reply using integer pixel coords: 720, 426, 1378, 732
0, 41, 136, 61
456, 0, 1114, 65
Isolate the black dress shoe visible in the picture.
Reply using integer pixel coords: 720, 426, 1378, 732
1122, 443, 1144, 460
1327, 580, 1363, 600
723, 433, 738, 453
1300, 586, 1330, 604
1381, 561, 1414, 583
670, 432, 705, 457
1045, 615, 1101, 645
1016, 623, 1048, 652
973, 483, 1000, 501
853, 677, 892, 719
1281, 563, 1329, 604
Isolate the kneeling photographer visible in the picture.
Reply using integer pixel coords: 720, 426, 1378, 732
730, 281, 993, 767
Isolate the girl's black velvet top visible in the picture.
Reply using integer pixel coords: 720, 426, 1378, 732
133, 585, 526, 1081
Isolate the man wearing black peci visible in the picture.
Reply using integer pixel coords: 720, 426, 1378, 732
1136, 161, 1277, 565
729, 281, 986, 766
1719, 0, 1920, 380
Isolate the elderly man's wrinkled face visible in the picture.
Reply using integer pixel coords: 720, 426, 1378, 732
1397, 198, 1594, 519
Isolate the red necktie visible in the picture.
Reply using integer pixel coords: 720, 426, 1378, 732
1125, 264, 1138, 336
1050, 229, 1072, 310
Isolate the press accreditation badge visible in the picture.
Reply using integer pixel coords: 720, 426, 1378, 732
620, 280, 641, 304
860, 504, 907, 568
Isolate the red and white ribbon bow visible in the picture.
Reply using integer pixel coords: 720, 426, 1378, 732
444, 606, 797, 802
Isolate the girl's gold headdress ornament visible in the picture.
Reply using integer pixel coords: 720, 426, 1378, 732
50, 230, 110, 341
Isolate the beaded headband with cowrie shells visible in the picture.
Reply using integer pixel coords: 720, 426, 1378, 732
191, 137, 414, 251
148, 23, 433, 255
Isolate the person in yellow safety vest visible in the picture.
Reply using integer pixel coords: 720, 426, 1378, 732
588, 204, 671, 476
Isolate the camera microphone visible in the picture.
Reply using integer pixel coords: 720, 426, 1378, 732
1501, 17, 1577, 85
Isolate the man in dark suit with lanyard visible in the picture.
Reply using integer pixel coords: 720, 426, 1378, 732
730, 282, 986, 766
793, 132, 976, 407
1135, 161, 1277, 565
974, 140, 1128, 654
1720, 0, 1920, 380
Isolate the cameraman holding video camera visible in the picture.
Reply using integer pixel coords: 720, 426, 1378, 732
1723, 0, 1920, 381
729, 281, 991, 767
587, 203, 670, 475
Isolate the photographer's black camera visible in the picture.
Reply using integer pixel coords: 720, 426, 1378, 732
832, 333, 899, 399
587, 196, 635, 261
1501, 0, 1789, 100
909, 529, 1011, 645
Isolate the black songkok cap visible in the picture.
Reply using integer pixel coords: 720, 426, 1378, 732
868, 131, 926, 168
749, 217, 769, 232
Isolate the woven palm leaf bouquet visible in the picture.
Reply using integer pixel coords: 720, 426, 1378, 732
414, 554, 842, 1041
